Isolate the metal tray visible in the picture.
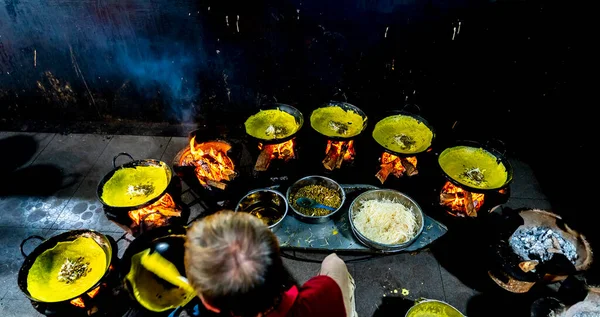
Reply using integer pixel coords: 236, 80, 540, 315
269, 184, 448, 254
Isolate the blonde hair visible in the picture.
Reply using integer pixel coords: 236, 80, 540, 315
185, 210, 295, 316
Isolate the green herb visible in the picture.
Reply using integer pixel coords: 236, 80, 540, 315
394, 134, 416, 150
57, 257, 92, 284
462, 167, 486, 184
291, 185, 341, 216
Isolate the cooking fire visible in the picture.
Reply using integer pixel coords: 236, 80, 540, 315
323, 140, 355, 171
128, 193, 182, 234
178, 137, 237, 190
375, 153, 418, 184
254, 139, 296, 171
439, 181, 485, 217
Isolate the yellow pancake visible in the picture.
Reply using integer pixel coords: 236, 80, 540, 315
310, 106, 365, 138
101, 165, 169, 207
406, 300, 464, 317
244, 109, 300, 140
125, 248, 195, 312
372, 115, 433, 154
27, 236, 107, 302
438, 146, 508, 189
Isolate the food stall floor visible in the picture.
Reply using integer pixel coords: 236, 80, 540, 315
0, 131, 556, 317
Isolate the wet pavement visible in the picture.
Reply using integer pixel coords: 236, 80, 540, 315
0, 131, 555, 317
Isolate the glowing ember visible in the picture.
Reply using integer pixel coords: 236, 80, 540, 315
179, 137, 237, 189
440, 181, 485, 217
128, 193, 181, 230
375, 153, 418, 184
323, 140, 355, 170
255, 139, 296, 171
86, 285, 102, 298
70, 297, 86, 308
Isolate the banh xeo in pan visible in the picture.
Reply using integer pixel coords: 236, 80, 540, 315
310, 104, 366, 138
244, 108, 300, 140
372, 114, 434, 154
26, 236, 107, 302
100, 164, 170, 208
438, 145, 508, 190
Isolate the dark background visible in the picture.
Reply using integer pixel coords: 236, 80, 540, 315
1, 0, 597, 288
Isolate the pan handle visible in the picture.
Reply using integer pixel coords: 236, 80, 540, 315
113, 152, 134, 168
331, 88, 348, 102
486, 139, 508, 156
401, 103, 421, 115
20, 236, 45, 258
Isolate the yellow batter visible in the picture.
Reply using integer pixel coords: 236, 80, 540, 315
101, 165, 169, 207
406, 300, 464, 317
27, 236, 107, 302
372, 115, 433, 154
310, 106, 365, 138
244, 109, 300, 140
438, 146, 508, 189
126, 248, 195, 312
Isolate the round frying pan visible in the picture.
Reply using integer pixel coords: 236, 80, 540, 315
18, 230, 113, 304
119, 225, 192, 313
372, 105, 435, 157
309, 101, 368, 140
244, 103, 304, 145
97, 152, 173, 210
438, 140, 514, 193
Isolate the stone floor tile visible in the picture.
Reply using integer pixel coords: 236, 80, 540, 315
0, 132, 56, 170
160, 137, 188, 166
353, 250, 445, 317
0, 298, 45, 317
0, 227, 50, 301
51, 175, 121, 232
1, 134, 112, 229
509, 158, 548, 200
439, 265, 480, 315
86, 135, 171, 180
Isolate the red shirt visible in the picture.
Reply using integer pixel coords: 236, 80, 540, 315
267, 275, 346, 317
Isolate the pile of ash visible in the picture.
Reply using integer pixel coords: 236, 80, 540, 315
509, 226, 578, 265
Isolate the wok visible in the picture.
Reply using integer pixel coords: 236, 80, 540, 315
120, 225, 194, 313
438, 139, 514, 193
309, 101, 368, 141
372, 104, 435, 157
244, 103, 304, 145
97, 152, 173, 210
18, 230, 113, 304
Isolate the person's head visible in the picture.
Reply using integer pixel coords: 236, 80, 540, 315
185, 210, 295, 317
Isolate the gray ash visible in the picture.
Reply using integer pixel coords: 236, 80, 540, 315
509, 226, 578, 265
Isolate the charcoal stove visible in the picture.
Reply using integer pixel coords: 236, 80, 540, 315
172, 128, 249, 211
436, 140, 513, 218
103, 177, 188, 237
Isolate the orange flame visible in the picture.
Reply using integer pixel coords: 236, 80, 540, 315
324, 140, 355, 161
180, 137, 237, 187
86, 285, 102, 298
375, 153, 418, 183
440, 181, 485, 217
258, 139, 296, 161
128, 193, 181, 228
70, 297, 86, 308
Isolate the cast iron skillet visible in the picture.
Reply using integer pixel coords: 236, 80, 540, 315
96, 152, 173, 210
18, 230, 113, 304
245, 103, 304, 145
372, 104, 436, 157
438, 139, 514, 193
309, 101, 368, 141
119, 225, 190, 311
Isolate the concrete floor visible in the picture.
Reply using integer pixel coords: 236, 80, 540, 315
0, 131, 556, 317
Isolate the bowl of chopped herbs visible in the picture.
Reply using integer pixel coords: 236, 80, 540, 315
286, 175, 346, 224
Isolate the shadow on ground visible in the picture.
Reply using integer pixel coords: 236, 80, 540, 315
0, 135, 79, 197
